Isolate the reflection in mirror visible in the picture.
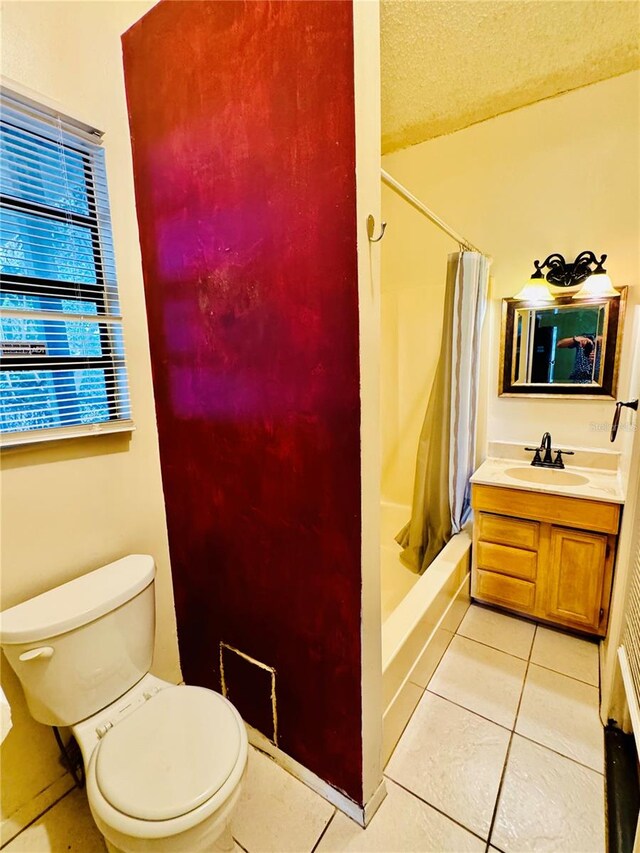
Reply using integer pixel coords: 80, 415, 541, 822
500, 289, 626, 398
513, 303, 607, 386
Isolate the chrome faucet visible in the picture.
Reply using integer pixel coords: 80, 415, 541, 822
524, 432, 574, 469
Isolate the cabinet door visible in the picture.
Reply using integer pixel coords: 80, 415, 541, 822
544, 527, 608, 631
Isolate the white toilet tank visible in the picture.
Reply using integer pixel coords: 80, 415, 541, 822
0, 555, 156, 727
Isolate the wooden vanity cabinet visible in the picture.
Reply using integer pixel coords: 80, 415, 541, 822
471, 484, 620, 636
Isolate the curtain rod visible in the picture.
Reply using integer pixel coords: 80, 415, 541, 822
381, 169, 483, 255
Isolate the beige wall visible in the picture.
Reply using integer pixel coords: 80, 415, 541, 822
381, 71, 640, 508
0, 0, 181, 833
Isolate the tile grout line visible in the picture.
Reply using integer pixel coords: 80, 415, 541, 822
383, 614, 533, 848
424, 687, 516, 733
0, 782, 77, 849
456, 628, 599, 687
483, 624, 537, 849
381, 612, 528, 848
452, 610, 605, 846
384, 776, 490, 846
446, 617, 604, 770
512, 731, 605, 776
526, 659, 600, 689
456, 630, 534, 662
309, 808, 337, 853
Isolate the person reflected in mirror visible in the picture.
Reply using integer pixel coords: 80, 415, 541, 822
557, 333, 602, 382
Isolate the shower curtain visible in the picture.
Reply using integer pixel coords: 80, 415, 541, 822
396, 251, 490, 574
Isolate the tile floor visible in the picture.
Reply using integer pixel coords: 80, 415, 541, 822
3, 604, 605, 853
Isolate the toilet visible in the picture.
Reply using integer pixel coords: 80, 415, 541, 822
0, 555, 248, 852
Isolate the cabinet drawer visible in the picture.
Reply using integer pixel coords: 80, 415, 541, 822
472, 484, 620, 534
476, 541, 537, 581
475, 570, 536, 613
478, 512, 539, 550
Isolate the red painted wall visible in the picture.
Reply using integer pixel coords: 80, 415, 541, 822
122, 0, 363, 801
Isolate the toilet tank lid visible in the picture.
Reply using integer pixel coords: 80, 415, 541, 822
0, 555, 155, 645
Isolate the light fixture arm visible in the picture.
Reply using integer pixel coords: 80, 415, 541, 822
531, 251, 607, 288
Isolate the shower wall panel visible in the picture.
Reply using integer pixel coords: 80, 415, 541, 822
122, 0, 363, 801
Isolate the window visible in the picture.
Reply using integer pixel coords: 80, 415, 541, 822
0, 88, 132, 446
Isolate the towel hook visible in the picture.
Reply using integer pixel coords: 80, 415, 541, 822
367, 214, 387, 243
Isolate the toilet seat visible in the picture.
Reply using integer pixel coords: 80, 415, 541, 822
95, 685, 241, 821
86, 685, 248, 840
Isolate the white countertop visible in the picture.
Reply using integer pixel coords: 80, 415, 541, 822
470, 457, 625, 505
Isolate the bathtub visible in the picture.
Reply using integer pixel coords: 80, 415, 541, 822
380, 501, 471, 764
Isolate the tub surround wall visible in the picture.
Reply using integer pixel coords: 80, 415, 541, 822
123, 0, 366, 803
0, 1, 176, 842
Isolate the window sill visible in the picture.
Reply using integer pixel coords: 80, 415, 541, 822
0, 420, 136, 450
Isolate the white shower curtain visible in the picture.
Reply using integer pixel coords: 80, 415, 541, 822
397, 251, 490, 574
449, 252, 490, 532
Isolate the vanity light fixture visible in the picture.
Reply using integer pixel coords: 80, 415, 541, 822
514, 251, 619, 301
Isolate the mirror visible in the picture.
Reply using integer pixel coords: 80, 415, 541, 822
500, 288, 626, 397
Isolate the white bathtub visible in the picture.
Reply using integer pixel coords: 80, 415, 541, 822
380, 501, 471, 764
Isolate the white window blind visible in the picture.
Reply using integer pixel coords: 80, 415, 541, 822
0, 88, 132, 447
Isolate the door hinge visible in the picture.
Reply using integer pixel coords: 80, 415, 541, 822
606, 542, 611, 559
600, 608, 604, 621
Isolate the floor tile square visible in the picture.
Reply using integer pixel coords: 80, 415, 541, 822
491, 735, 605, 852
232, 747, 335, 853
428, 635, 527, 729
515, 664, 603, 771
457, 605, 535, 660
386, 692, 510, 838
3, 789, 106, 852
531, 626, 599, 686
316, 779, 485, 852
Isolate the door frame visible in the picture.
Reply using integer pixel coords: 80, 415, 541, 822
600, 303, 640, 726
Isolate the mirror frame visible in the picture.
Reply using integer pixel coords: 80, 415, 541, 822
499, 287, 627, 398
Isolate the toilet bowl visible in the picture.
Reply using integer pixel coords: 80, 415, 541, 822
76, 675, 248, 853
0, 555, 248, 852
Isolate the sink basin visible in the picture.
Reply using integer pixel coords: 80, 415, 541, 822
504, 467, 590, 487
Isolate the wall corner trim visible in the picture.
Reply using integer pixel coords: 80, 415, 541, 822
361, 778, 388, 827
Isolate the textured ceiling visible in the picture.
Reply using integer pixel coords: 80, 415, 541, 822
381, 0, 640, 153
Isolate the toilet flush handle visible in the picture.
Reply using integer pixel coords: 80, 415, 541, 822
19, 647, 54, 662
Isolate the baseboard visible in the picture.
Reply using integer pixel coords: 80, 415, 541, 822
246, 724, 387, 828
0, 772, 74, 847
